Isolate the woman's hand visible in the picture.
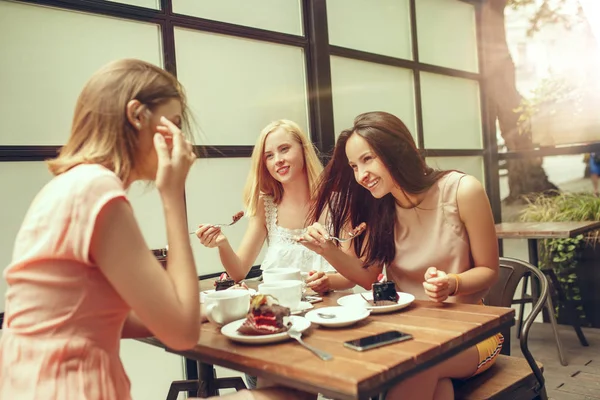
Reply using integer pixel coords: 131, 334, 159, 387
305, 270, 331, 293
296, 223, 335, 255
422, 267, 454, 303
154, 117, 196, 198
195, 224, 226, 248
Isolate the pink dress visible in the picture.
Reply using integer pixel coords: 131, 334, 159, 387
0, 164, 132, 400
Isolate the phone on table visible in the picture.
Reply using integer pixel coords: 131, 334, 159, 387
343, 330, 413, 352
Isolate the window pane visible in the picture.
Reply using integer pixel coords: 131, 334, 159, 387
175, 28, 309, 145
186, 159, 266, 275
330, 56, 416, 142
421, 72, 482, 149
127, 182, 168, 250
426, 156, 484, 184
0, 162, 53, 310
173, 0, 302, 36
0, 1, 162, 145
416, 0, 478, 72
328, 0, 412, 59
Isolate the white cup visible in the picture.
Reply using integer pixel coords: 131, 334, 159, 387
262, 267, 302, 283
204, 290, 250, 326
258, 280, 302, 311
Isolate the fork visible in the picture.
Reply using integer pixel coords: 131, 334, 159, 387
287, 328, 333, 361
189, 216, 243, 235
297, 232, 358, 244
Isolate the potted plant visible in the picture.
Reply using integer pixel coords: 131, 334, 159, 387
520, 191, 600, 327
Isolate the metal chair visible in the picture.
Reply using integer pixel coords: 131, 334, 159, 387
455, 257, 549, 399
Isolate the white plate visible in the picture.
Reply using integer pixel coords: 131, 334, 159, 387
221, 316, 311, 344
200, 288, 256, 303
337, 292, 415, 314
291, 301, 314, 315
305, 306, 370, 328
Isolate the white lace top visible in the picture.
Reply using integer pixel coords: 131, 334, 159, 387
260, 196, 335, 273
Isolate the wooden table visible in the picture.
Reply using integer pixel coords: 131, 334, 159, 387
495, 221, 598, 365
140, 282, 514, 400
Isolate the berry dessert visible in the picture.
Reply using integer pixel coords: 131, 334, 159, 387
349, 222, 367, 238
371, 274, 399, 306
231, 211, 244, 224
214, 272, 235, 291
237, 294, 291, 335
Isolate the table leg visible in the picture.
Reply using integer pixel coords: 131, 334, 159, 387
528, 239, 568, 366
197, 362, 218, 398
545, 294, 568, 366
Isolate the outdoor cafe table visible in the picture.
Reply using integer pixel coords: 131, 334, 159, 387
495, 221, 596, 365
138, 280, 514, 400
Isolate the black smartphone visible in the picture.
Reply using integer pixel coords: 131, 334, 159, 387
343, 330, 413, 352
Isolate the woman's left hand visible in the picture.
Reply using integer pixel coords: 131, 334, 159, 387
305, 270, 331, 294
422, 267, 451, 302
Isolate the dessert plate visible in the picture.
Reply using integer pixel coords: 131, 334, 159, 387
221, 316, 311, 344
200, 288, 256, 303
305, 306, 370, 328
337, 292, 415, 314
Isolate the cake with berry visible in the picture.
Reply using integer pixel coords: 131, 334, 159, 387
214, 272, 235, 291
237, 294, 291, 335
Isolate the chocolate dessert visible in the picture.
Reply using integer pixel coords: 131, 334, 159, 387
237, 294, 291, 335
214, 272, 235, 291
371, 274, 399, 306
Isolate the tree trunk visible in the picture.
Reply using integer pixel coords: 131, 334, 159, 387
481, 0, 558, 203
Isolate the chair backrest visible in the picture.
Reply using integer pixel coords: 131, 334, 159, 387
484, 257, 548, 393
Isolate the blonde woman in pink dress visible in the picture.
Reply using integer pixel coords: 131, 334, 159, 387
0, 59, 311, 400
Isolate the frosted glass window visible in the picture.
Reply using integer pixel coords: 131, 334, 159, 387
102, 0, 160, 8
0, 2, 162, 146
175, 29, 309, 145
330, 56, 417, 142
121, 342, 185, 400
127, 182, 169, 250
173, 0, 302, 36
416, 0, 478, 72
328, 0, 412, 59
426, 156, 485, 184
0, 162, 53, 310
421, 72, 482, 149
186, 159, 266, 276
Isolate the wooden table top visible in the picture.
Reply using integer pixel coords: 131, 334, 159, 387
495, 221, 600, 239
141, 281, 514, 400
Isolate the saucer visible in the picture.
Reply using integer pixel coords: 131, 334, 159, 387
291, 301, 314, 315
305, 306, 370, 328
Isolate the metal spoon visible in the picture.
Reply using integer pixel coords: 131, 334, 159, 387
317, 312, 336, 319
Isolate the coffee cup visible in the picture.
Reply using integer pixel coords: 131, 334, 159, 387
204, 290, 250, 326
258, 280, 302, 311
262, 267, 302, 283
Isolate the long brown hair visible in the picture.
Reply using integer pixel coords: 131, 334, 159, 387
47, 59, 189, 182
310, 111, 449, 268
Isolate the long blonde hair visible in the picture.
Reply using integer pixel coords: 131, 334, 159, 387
243, 120, 323, 216
47, 59, 189, 182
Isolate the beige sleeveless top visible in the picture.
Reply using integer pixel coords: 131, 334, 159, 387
386, 171, 486, 304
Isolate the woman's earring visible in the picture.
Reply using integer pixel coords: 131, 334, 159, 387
135, 122, 141, 129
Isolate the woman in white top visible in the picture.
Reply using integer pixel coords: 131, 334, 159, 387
196, 120, 354, 293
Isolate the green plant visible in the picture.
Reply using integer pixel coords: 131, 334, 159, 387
520, 191, 600, 324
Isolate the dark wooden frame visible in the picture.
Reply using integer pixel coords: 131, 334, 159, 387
1, 0, 526, 391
